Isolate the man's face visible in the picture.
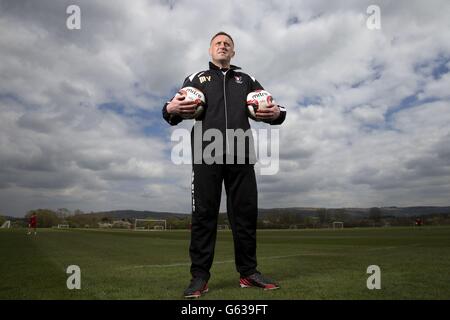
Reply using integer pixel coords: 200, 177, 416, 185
209, 35, 235, 64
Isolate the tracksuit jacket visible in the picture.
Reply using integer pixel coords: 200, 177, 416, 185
162, 62, 286, 280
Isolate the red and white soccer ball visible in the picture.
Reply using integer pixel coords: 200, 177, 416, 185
176, 86, 205, 119
246, 90, 275, 121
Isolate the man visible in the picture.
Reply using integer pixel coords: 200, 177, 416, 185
28, 212, 37, 235
162, 32, 286, 298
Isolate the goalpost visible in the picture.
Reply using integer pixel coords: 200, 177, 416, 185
1, 221, 11, 229
134, 219, 167, 231
57, 224, 70, 229
332, 221, 344, 229
217, 224, 229, 230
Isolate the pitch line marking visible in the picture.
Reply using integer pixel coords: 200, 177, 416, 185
121, 252, 339, 270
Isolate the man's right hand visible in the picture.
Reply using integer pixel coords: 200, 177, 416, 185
167, 94, 198, 117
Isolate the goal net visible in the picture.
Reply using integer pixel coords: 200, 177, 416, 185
1, 221, 11, 228
217, 224, 229, 230
134, 219, 167, 231
332, 221, 344, 229
57, 224, 70, 229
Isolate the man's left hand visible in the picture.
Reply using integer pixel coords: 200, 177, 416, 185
255, 103, 280, 121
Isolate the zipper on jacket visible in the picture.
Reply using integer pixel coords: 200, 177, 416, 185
223, 70, 230, 155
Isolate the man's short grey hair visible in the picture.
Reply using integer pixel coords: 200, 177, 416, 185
210, 31, 234, 45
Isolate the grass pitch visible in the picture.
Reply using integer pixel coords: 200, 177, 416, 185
1, 226, 449, 299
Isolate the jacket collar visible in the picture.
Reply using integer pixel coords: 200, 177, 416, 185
209, 61, 241, 72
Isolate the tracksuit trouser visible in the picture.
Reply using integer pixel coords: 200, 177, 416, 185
190, 162, 258, 281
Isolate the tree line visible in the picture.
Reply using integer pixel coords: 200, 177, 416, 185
2, 207, 450, 229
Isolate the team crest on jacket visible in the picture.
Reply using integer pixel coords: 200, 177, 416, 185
234, 75, 243, 84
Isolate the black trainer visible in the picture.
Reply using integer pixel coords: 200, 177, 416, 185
183, 277, 209, 299
240, 272, 280, 290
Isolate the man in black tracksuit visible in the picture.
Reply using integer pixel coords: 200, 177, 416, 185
162, 32, 286, 298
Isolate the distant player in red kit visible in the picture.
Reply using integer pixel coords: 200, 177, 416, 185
28, 212, 37, 235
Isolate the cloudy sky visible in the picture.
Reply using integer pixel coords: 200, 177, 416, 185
1, 0, 449, 217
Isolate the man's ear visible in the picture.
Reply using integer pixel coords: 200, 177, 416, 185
231, 50, 235, 58
208, 47, 212, 57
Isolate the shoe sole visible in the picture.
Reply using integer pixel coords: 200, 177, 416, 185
184, 288, 209, 299
240, 284, 280, 290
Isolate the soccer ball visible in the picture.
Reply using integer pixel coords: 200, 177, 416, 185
246, 90, 274, 121
176, 86, 205, 119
